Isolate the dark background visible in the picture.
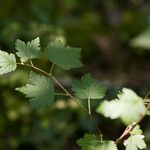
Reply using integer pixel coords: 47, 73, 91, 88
0, 0, 150, 149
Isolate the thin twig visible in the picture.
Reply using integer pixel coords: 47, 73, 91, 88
89, 114, 102, 140
50, 64, 55, 74
115, 90, 150, 145
17, 62, 102, 138
50, 75, 87, 112
144, 90, 150, 99
17, 62, 87, 111
88, 97, 91, 115
30, 59, 34, 67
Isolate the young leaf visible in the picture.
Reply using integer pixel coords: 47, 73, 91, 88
97, 88, 146, 125
16, 71, 54, 109
45, 40, 83, 70
0, 50, 17, 75
72, 73, 106, 100
124, 125, 146, 150
15, 37, 40, 62
77, 134, 118, 150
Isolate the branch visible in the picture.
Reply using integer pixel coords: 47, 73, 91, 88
115, 90, 150, 145
17, 62, 102, 139
50, 63, 55, 74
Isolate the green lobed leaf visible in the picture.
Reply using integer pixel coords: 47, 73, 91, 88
16, 71, 54, 109
72, 73, 106, 100
15, 37, 41, 62
45, 40, 83, 70
77, 134, 118, 150
0, 50, 17, 75
124, 125, 146, 150
97, 88, 146, 125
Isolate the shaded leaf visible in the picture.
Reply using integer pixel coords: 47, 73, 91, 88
77, 134, 118, 150
46, 40, 83, 70
16, 72, 54, 109
72, 73, 106, 100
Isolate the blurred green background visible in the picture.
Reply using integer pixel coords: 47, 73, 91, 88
0, 0, 150, 149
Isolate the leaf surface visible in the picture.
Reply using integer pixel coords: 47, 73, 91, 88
46, 40, 83, 70
16, 72, 54, 108
0, 50, 17, 75
130, 27, 150, 50
72, 73, 106, 100
15, 37, 40, 62
124, 125, 146, 150
77, 134, 118, 150
97, 88, 146, 124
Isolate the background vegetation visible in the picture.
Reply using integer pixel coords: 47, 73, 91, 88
0, 0, 150, 149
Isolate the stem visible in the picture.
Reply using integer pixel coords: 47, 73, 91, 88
88, 97, 91, 115
50, 64, 55, 74
50, 75, 102, 138
144, 90, 150, 99
30, 59, 34, 67
17, 62, 102, 138
89, 114, 102, 140
17, 62, 87, 111
115, 90, 150, 145
51, 75, 87, 112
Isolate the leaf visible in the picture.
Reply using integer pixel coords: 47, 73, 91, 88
118, 89, 147, 124
97, 88, 146, 124
130, 27, 150, 50
16, 71, 54, 109
77, 134, 118, 150
72, 73, 106, 100
124, 125, 146, 150
0, 50, 17, 75
97, 99, 123, 119
15, 37, 41, 62
45, 40, 83, 70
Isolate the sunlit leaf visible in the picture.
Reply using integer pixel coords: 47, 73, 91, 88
124, 125, 146, 150
0, 50, 17, 75
130, 27, 150, 50
97, 88, 146, 124
15, 37, 41, 62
